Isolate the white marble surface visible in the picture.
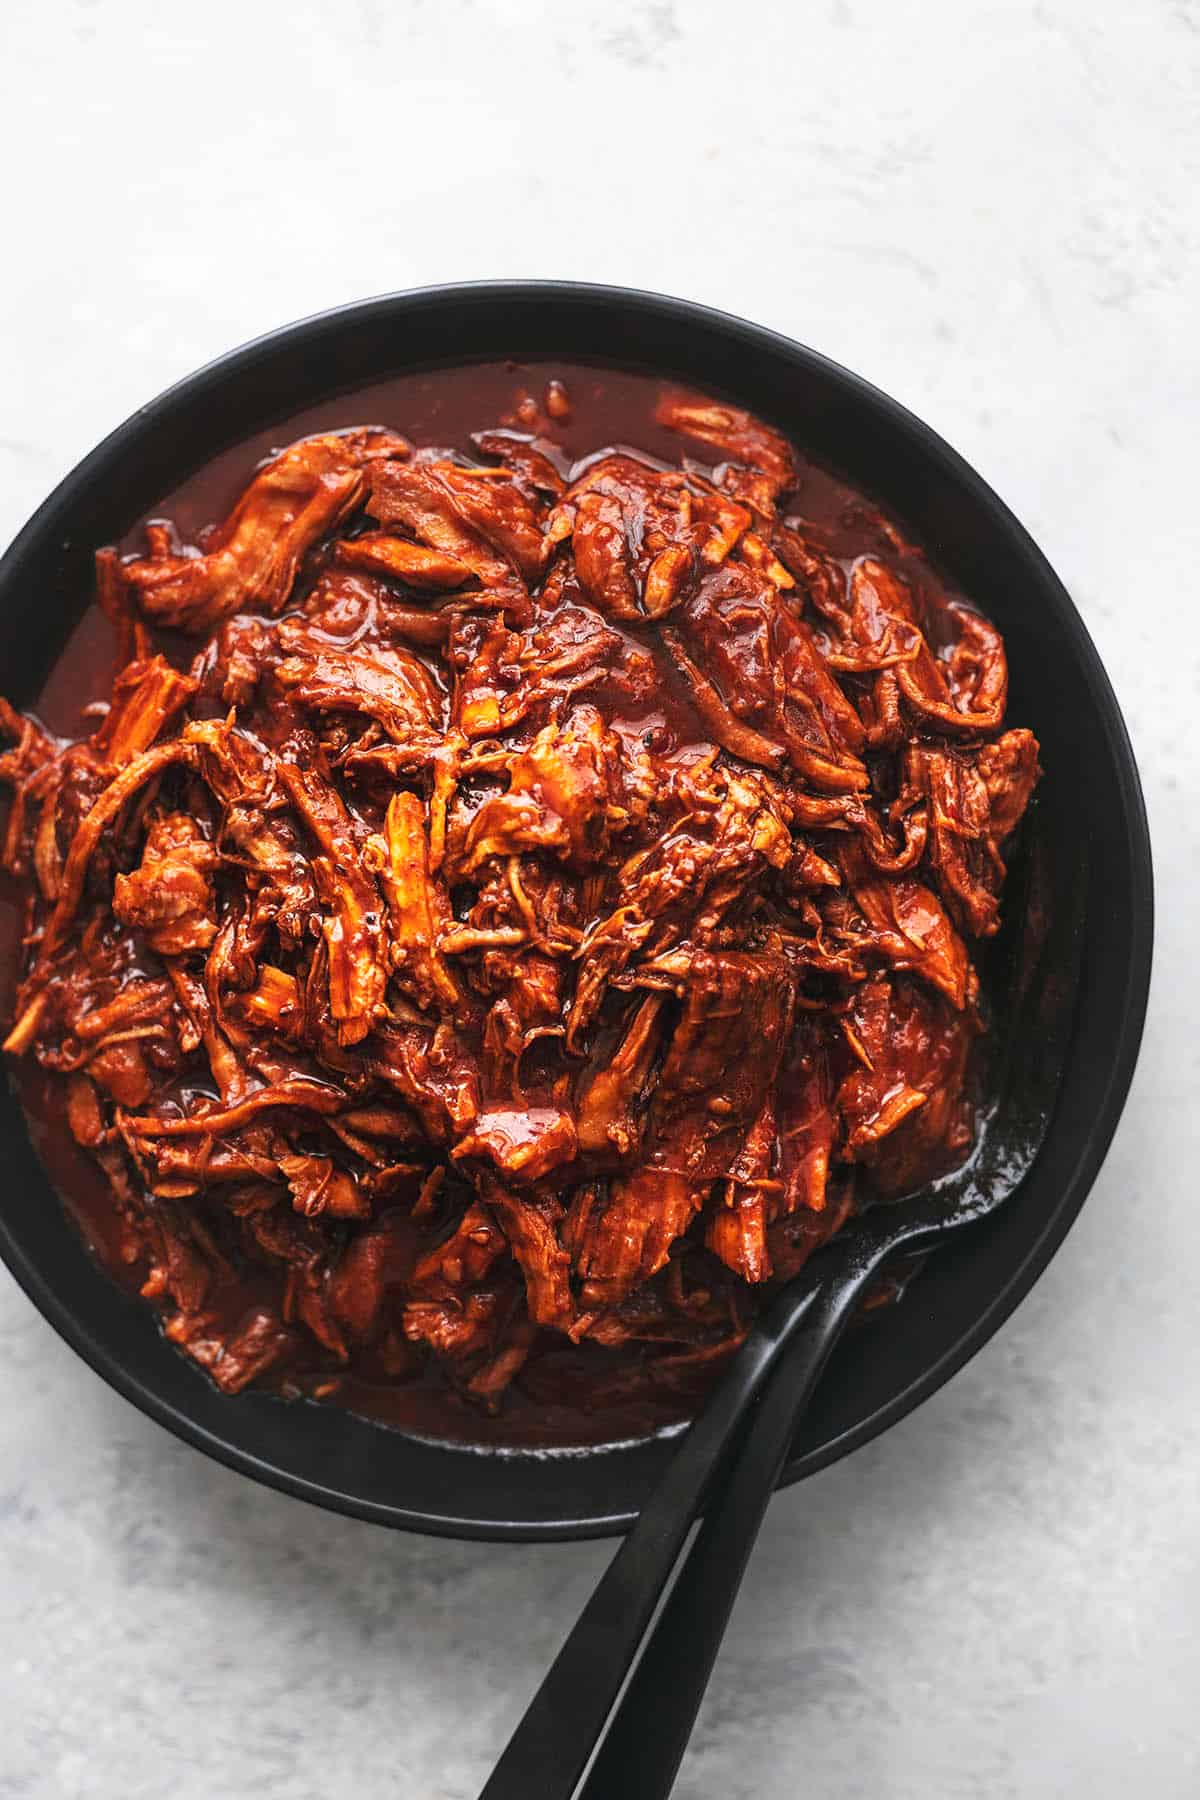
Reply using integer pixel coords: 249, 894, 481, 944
0, 2, 1195, 1795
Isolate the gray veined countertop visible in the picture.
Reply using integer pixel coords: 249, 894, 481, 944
0, 1, 1196, 1794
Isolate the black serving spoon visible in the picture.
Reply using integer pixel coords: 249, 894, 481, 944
480, 835, 1083, 1800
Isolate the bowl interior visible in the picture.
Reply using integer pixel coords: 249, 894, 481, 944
0, 285, 1152, 1538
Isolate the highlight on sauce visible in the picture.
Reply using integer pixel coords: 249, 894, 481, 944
0, 363, 1040, 1447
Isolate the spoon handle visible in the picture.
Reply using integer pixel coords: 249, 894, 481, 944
477, 1277, 834, 1800
576, 1260, 877, 1800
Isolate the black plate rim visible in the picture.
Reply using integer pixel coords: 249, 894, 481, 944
0, 281, 1154, 1540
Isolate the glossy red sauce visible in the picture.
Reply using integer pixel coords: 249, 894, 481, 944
5, 359, 965, 1449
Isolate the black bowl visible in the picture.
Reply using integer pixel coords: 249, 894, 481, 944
0, 283, 1152, 1540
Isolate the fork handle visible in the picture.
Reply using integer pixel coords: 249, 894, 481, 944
576, 1256, 881, 1800
477, 1275, 833, 1800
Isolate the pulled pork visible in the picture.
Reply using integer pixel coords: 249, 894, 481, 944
0, 389, 1039, 1419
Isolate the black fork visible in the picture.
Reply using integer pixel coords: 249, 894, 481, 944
480, 833, 1085, 1800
